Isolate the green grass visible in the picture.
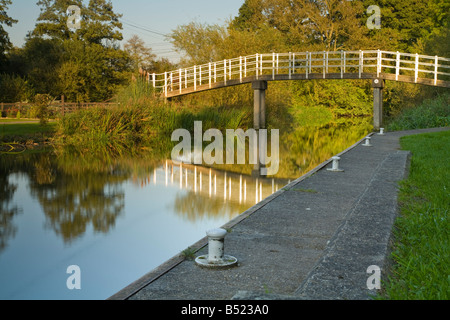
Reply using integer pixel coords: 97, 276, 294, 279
0, 122, 57, 143
0, 118, 39, 123
380, 130, 449, 300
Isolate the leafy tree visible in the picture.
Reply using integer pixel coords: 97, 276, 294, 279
57, 59, 88, 102
20, 37, 63, 96
34, 0, 123, 44
170, 22, 228, 65
228, 0, 370, 51
361, 0, 450, 53
56, 38, 131, 102
32, 0, 83, 41
423, 0, 450, 56
124, 34, 156, 72
150, 57, 178, 74
28, 0, 132, 101
0, 73, 34, 102
82, 0, 123, 44
0, 0, 17, 67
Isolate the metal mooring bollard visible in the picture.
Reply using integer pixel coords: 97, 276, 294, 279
327, 156, 344, 172
378, 128, 385, 135
362, 136, 373, 147
195, 228, 238, 269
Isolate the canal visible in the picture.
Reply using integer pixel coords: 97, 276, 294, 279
0, 118, 371, 299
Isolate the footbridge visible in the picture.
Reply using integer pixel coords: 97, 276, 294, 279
149, 50, 450, 130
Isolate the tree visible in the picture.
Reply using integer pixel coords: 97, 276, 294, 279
29, 0, 132, 101
150, 57, 177, 74
0, 74, 34, 102
422, 0, 450, 56
170, 22, 228, 65
80, 0, 124, 45
20, 37, 63, 97
56, 38, 131, 102
33, 0, 83, 41
0, 0, 17, 65
361, 0, 450, 53
124, 34, 156, 72
228, 0, 369, 51
57, 59, 88, 102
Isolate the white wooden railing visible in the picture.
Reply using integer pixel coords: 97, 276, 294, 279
148, 50, 450, 97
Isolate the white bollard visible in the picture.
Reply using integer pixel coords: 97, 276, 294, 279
362, 136, 373, 147
327, 156, 344, 172
206, 228, 227, 263
378, 128, 385, 135
195, 228, 238, 269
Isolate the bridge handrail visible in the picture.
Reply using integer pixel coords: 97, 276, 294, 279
148, 50, 450, 96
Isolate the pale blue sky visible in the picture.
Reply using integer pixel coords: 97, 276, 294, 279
4, 0, 245, 62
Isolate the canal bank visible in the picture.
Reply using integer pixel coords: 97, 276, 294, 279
110, 127, 449, 300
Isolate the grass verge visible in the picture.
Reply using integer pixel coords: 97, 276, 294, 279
0, 122, 57, 144
381, 130, 449, 300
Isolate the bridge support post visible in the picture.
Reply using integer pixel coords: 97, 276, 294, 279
252, 81, 268, 177
372, 78, 385, 131
252, 81, 267, 129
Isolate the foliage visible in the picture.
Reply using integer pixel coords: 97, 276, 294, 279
386, 93, 450, 131
124, 35, 156, 72
1, 0, 132, 102
33, 0, 123, 44
360, 0, 450, 53
291, 80, 373, 118
0, 73, 34, 102
33, 93, 53, 126
0, 0, 17, 64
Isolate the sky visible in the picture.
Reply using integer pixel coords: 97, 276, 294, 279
4, 0, 245, 63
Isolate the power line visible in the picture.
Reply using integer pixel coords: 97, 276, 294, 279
120, 19, 168, 37
121, 18, 167, 35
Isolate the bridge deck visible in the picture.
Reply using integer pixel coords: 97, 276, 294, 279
143, 50, 450, 98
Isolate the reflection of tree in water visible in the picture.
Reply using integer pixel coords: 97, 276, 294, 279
277, 117, 373, 178
0, 166, 21, 253
28, 152, 129, 244
173, 190, 249, 223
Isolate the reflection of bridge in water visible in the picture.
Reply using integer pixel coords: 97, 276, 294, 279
135, 160, 291, 206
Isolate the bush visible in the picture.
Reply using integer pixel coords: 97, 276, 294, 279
0, 74, 34, 103
386, 94, 450, 131
33, 94, 53, 125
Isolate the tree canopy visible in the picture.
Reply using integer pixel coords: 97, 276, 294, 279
0, 0, 17, 65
